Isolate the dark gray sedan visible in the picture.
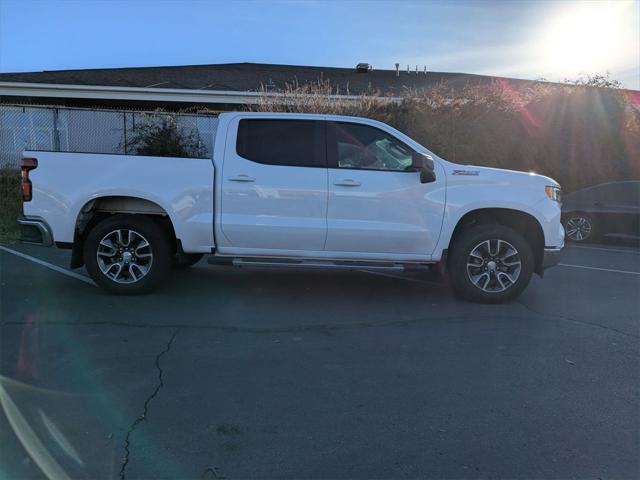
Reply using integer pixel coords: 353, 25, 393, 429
562, 181, 640, 243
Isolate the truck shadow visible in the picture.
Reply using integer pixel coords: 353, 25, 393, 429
140, 265, 504, 332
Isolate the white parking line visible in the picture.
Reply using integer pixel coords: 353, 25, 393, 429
558, 263, 640, 276
566, 245, 640, 255
0, 245, 97, 286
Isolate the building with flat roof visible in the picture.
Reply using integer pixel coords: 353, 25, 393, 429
0, 62, 537, 166
0, 62, 532, 110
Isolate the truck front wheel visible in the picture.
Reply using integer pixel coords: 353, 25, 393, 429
448, 224, 534, 303
84, 214, 171, 294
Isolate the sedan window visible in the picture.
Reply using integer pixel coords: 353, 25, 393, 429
599, 183, 640, 205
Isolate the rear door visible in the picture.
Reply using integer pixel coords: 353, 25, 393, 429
599, 182, 640, 237
324, 121, 445, 257
220, 118, 328, 252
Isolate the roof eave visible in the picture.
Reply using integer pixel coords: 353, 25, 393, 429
0, 81, 400, 105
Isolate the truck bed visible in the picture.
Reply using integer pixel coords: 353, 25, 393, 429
23, 151, 215, 253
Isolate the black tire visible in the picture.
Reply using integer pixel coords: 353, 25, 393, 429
84, 214, 171, 294
563, 212, 596, 243
448, 224, 534, 303
172, 253, 204, 269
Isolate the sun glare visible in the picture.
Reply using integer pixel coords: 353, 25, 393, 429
535, 1, 636, 80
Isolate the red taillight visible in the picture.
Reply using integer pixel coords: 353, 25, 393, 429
21, 157, 37, 202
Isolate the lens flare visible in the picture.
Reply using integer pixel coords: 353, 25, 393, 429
535, 1, 636, 79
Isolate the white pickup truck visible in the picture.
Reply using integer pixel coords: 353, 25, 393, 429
19, 112, 564, 302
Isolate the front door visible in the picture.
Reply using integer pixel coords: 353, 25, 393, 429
324, 121, 445, 257
220, 118, 328, 252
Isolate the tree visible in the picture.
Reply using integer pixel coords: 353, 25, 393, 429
563, 72, 623, 89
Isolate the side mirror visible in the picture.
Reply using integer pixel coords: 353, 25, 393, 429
411, 152, 436, 183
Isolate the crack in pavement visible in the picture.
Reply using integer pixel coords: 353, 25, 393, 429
119, 328, 180, 480
0, 313, 539, 335
516, 299, 639, 339
3, 307, 638, 343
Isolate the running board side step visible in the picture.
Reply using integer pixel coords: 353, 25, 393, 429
208, 256, 432, 272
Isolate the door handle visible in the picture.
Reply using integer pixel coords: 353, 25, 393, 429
228, 175, 255, 182
334, 179, 361, 187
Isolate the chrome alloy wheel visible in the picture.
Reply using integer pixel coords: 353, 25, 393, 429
466, 239, 522, 293
96, 229, 153, 284
565, 216, 592, 241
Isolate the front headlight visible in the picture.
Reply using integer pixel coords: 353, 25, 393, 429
545, 185, 562, 203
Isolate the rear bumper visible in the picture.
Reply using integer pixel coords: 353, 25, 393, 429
18, 216, 53, 246
542, 246, 562, 270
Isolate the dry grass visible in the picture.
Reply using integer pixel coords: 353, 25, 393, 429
249, 77, 397, 123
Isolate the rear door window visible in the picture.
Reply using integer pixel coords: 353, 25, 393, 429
236, 119, 325, 167
599, 183, 640, 205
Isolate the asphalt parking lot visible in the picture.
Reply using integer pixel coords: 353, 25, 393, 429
1, 242, 638, 479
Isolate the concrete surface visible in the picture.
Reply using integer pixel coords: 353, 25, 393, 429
0, 242, 638, 479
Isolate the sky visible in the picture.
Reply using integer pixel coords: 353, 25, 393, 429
1, 0, 638, 89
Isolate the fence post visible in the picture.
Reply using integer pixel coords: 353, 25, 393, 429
123, 112, 128, 154
53, 108, 61, 151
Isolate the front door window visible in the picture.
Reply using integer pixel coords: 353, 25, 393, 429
330, 122, 414, 171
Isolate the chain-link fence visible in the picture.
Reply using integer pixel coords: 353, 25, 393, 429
0, 104, 220, 168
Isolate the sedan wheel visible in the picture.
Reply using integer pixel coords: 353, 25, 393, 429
565, 215, 593, 241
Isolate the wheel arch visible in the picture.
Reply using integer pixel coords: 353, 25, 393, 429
446, 208, 546, 276
70, 195, 179, 268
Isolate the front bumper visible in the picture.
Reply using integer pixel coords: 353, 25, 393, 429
542, 246, 562, 270
18, 216, 53, 246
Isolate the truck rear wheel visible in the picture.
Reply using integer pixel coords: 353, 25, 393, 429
84, 214, 171, 294
448, 224, 534, 303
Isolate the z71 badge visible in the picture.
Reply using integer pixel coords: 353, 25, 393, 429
452, 169, 480, 176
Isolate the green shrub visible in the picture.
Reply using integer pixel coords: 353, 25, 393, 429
123, 112, 207, 158
0, 168, 22, 244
